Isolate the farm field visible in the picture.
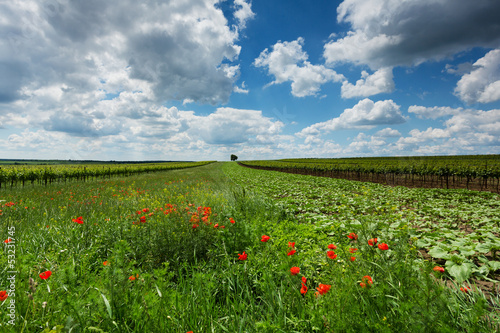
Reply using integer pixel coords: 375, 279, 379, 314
1, 162, 499, 332
240, 155, 500, 193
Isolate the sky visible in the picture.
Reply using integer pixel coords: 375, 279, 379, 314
1, 0, 500, 161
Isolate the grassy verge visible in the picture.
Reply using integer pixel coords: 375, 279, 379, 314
0, 162, 498, 332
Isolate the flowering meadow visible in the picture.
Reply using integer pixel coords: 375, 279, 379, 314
1, 162, 499, 332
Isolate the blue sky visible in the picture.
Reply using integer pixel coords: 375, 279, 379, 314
1, 0, 500, 161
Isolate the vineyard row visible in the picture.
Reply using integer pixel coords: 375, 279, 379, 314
0, 161, 215, 189
239, 160, 500, 193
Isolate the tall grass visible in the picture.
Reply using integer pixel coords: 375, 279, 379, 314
0, 163, 498, 332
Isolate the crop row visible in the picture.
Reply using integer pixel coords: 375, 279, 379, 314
0, 161, 215, 189
240, 155, 500, 192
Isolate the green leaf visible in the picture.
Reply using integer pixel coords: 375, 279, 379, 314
446, 262, 473, 283
488, 261, 500, 271
475, 243, 492, 253
428, 246, 450, 259
459, 247, 476, 257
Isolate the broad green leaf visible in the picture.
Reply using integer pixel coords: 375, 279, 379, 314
428, 246, 450, 259
459, 247, 476, 257
488, 261, 500, 271
446, 262, 473, 283
475, 243, 492, 253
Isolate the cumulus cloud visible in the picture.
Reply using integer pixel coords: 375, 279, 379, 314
454, 49, 500, 104
341, 67, 394, 98
0, 0, 246, 110
233, 0, 255, 29
408, 105, 462, 119
324, 0, 500, 69
298, 98, 406, 136
254, 37, 345, 97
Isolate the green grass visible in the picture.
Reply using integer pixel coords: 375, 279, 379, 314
0, 162, 498, 332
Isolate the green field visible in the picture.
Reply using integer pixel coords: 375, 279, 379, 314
1, 162, 499, 332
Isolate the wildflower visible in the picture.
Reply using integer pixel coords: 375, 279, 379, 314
361, 275, 373, 287
142, 208, 149, 213
302, 276, 307, 284
288, 242, 295, 248
287, 249, 297, 256
315, 284, 331, 296
238, 251, 247, 261
229, 218, 235, 224
349, 248, 358, 253
368, 238, 378, 246
327, 251, 337, 260
460, 286, 471, 293
300, 283, 308, 295
261, 235, 270, 242
72, 216, 83, 224
378, 243, 389, 250
39, 271, 52, 280
290, 267, 300, 275
327, 244, 337, 250
347, 233, 358, 240
103, 261, 109, 266
433, 266, 445, 273
350, 256, 356, 262
192, 224, 199, 229
214, 223, 219, 228
129, 275, 136, 281
140, 216, 146, 223
0, 291, 8, 301
4, 238, 12, 244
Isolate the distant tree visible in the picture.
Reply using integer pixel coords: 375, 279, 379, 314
231, 154, 238, 161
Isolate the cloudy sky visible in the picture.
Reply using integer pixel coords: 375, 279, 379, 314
1, 0, 500, 161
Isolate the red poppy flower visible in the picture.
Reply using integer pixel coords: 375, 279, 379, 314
261, 235, 270, 242
360, 282, 366, 288
288, 242, 295, 248
327, 251, 337, 260
142, 208, 149, 213
316, 284, 331, 296
140, 216, 146, 223
368, 238, 378, 246
39, 271, 52, 280
103, 261, 109, 266
290, 267, 300, 275
72, 216, 83, 224
362, 275, 373, 286
302, 276, 307, 284
214, 223, 219, 228
300, 283, 308, 295
129, 275, 136, 281
350, 256, 356, 262
238, 251, 247, 261
0, 291, 8, 301
433, 266, 445, 273
349, 248, 358, 253
327, 244, 337, 250
347, 233, 358, 240
229, 218, 235, 224
192, 224, 199, 229
287, 249, 296, 256
460, 286, 471, 293
4, 238, 12, 244
187, 331, 193, 333
378, 243, 389, 250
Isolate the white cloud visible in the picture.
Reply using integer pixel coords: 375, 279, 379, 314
0, 0, 245, 109
233, 0, 255, 30
324, 0, 500, 69
341, 67, 394, 98
298, 98, 406, 136
408, 105, 462, 119
374, 128, 401, 137
454, 49, 500, 104
254, 37, 345, 97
